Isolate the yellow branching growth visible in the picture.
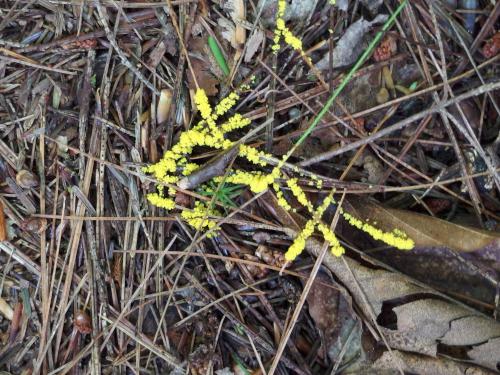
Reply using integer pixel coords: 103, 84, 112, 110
181, 201, 221, 234
143, 0, 414, 260
143, 88, 414, 260
272, 0, 305, 54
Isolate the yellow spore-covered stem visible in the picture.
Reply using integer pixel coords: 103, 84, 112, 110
285, 219, 315, 261
272, 0, 306, 54
143, 87, 414, 262
146, 193, 175, 210
287, 178, 313, 211
181, 201, 221, 234
342, 211, 414, 250
194, 89, 213, 121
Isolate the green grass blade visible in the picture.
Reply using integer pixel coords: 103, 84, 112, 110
208, 36, 230, 76
283, 0, 408, 161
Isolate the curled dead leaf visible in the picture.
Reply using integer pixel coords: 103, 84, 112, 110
157, 89, 173, 124
244, 29, 264, 62
16, 170, 38, 189
315, 15, 388, 71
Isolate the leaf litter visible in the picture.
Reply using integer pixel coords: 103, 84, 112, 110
0, 1, 499, 374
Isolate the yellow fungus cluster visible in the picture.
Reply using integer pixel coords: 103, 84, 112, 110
144, 86, 414, 261
287, 178, 313, 211
222, 170, 274, 193
286, 219, 316, 261
194, 89, 214, 122
238, 145, 268, 167
342, 211, 414, 250
181, 201, 221, 234
285, 193, 345, 261
221, 114, 251, 133
147, 191, 176, 210
272, 0, 306, 54
275, 184, 292, 211
215, 92, 239, 117
143, 89, 250, 212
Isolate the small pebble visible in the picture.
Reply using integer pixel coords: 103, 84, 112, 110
288, 108, 301, 120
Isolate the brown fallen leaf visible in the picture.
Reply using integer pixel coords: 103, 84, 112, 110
187, 37, 220, 96
244, 29, 264, 62
305, 271, 361, 365
348, 199, 500, 253
188, 58, 219, 96
378, 295, 500, 371
315, 15, 388, 71
147, 27, 177, 67
371, 245, 498, 313
343, 199, 499, 306
274, 203, 500, 371
302, 235, 500, 371
372, 350, 496, 375
386, 299, 500, 357
468, 337, 500, 372
306, 271, 342, 345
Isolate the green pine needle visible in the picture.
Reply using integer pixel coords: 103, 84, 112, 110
198, 180, 243, 211
282, 0, 408, 162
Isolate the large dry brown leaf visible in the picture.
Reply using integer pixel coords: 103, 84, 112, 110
385, 299, 500, 369
305, 271, 361, 365
371, 350, 496, 375
348, 199, 500, 252
276, 214, 499, 371
303, 236, 500, 371
274, 196, 500, 369
302, 236, 429, 317
468, 337, 500, 371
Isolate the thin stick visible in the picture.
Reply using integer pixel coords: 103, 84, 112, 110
299, 80, 500, 166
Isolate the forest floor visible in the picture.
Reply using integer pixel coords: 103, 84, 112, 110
0, 0, 499, 374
